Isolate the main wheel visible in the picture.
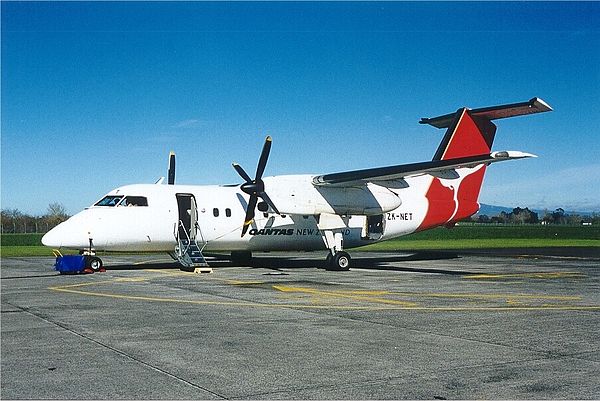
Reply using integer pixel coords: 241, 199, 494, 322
325, 252, 333, 266
87, 256, 103, 271
330, 251, 351, 271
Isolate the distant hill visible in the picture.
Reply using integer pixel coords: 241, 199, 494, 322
477, 204, 596, 217
477, 204, 513, 216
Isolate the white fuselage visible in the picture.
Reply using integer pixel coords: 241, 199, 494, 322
42, 173, 441, 253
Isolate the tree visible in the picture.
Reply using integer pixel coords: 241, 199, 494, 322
45, 202, 69, 227
551, 208, 566, 224
477, 214, 490, 223
510, 207, 538, 224
1, 209, 24, 233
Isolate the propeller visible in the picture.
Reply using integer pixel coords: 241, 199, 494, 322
167, 151, 176, 185
232, 136, 280, 236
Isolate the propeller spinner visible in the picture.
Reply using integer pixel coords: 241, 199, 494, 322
232, 136, 280, 236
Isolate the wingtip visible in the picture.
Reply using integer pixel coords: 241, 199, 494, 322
530, 97, 553, 112
492, 150, 537, 159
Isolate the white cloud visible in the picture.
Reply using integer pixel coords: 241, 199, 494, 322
172, 119, 207, 129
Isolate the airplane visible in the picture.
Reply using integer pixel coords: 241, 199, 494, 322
42, 98, 552, 271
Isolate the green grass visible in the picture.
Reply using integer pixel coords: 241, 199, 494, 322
384, 225, 600, 240
0, 246, 69, 257
361, 238, 599, 251
361, 225, 599, 251
1, 225, 598, 257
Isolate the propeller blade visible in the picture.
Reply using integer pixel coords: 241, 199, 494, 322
241, 195, 258, 237
167, 151, 176, 185
232, 163, 252, 183
255, 136, 272, 179
258, 191, 280, 215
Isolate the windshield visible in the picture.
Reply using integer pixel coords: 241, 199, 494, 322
120, 196, 148, 207
94, 195, 123, 207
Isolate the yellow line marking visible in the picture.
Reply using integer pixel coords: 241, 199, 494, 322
389, 291, 581, 301
48, 279, 124, 289
114, 277, 147, 282
143, 270, 262, 285
464, 272, 586, 279
49, 285, 398, 310
48, 274, 600, 312
47, 284, 600, 311
273, 285, 418, 307
143, 269, 194, 277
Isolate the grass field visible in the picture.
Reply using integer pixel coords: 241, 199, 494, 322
1, 225, 598, 257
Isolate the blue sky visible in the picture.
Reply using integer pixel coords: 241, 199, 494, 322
2, 1, 599, 215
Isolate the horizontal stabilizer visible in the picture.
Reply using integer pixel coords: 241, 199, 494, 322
420, 97, 552, 129
312, 151, 535, 187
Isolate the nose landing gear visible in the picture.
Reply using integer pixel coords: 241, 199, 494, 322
81, 238, 104, 272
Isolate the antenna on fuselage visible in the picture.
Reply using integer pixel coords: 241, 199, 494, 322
168, 151, 176, 185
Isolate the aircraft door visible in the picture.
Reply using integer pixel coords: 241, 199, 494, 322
176, 193, 198, 241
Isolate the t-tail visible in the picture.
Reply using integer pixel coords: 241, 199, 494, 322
417, 97, 552, 230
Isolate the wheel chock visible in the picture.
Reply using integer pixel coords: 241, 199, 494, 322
194, 267, 213, 274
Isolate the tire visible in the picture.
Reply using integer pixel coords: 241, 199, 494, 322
325, 252, 333, 267
330, 251, 351, 271
88, 256, 103, 271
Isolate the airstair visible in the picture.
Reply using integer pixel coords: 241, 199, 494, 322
175, 232, 208, 267
174, 194, 209, 270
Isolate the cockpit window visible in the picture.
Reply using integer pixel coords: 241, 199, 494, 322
95, 195, 124, 207
120, 196, 148, 207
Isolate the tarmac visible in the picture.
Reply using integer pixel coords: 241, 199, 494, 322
1, 249, 599, 399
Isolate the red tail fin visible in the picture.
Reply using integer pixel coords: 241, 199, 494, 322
417, 98, 551, 230
433, 109, 497, 161
418, 110, 495, 230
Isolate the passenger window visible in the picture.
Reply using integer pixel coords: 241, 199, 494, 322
95, 195, 123, 207
225, 208, 231, 217
213, 208, 219, 217
120, 196, 148, 207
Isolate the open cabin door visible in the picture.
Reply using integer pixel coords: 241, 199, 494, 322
176, 193, 199, 241
362, 214, 385, 240
175, 193, 207, 267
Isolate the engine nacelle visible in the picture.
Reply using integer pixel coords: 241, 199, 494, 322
265, 175, 402, 216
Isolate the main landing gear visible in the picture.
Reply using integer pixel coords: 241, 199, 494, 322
322, 230, 351, 271
326, 251, 351, 271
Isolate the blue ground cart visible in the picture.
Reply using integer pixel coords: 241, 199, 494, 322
52, 251, 104, 274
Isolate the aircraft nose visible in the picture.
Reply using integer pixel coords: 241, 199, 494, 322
42, 226, 62, 248
41, 215, 98, 249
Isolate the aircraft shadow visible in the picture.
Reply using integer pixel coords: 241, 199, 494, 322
104, 251, 467, 275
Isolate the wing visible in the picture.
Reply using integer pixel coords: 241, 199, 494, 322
312, 151, 535, 187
